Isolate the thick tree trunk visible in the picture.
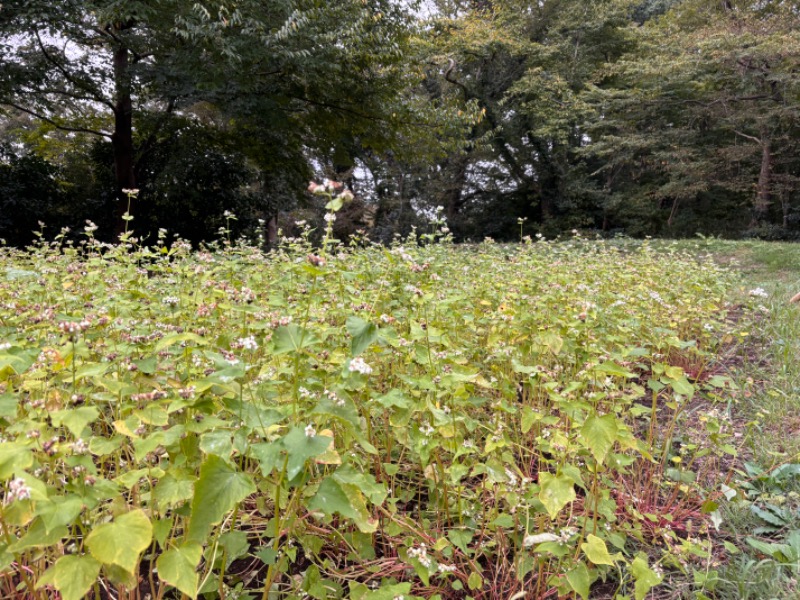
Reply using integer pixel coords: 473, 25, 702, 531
112, 44, 136, 237
444, 156, 469, 223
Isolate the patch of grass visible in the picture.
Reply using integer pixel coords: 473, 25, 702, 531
655, 237, 800, 599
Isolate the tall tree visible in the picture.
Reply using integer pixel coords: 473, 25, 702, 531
0, 0, 427, 237
401, 0, 637, 239
584, 0, 800, 235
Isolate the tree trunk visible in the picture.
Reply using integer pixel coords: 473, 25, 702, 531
754, 132, 772, 224
266, 215, 278, 246
112, 44, 136, 237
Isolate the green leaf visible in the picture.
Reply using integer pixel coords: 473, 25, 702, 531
467, 571, 483, 590
346, 316, 379, 356
0, 442, 32, 479
74, 363, 109, 379
582, 534, 615, 566
521, 406, 539, 433
308, 474, 377, 533
187, 455, 256, 543
580, 414, 618, 465
566, 561, 591, 600
199, 429, 233, 458
153, 469, 197, 507
0, 393, 18, 418
360, 583, 412, 600
631, 556, 662, 600
36, 496, 83, 532
134, 405, 169, 426
329, 464, 387, 504
541, 332, 563, 354
594, 361, 635, 378
538, 472, 576, 519
157, 542, 203, 599
282, 427, 333, 480
0, 348, 36, 377
9, 518, 67, 552
50, 406, 99, 437
85, 509, 153, 574
35, 554, 101, 600
448, 528, 474, 554
273, 324, 319, 354
746, 537, 793, 561
154, 332, 208, 352
326, 196, 344, 211
669, 376, 695, 397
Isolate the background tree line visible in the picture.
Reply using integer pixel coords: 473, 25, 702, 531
1, 0, 799, 246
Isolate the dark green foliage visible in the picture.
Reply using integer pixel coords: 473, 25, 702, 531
0, 147, 106, 246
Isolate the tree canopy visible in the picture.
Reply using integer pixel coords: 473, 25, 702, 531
2, 0, 800, 243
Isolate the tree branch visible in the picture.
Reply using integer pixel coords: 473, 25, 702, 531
34, 30, 114, 110
733, 129, 762, 145
0, 101, 111, 138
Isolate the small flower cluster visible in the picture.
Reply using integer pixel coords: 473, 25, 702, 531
407, 542, 432, 568
324, 389, 346, 407
131, 390, 169, 403
233, 336, 259, 351
749, 287, 768, 298
58, 319, 91, 335
72, 438, 89, 454
5, 478, 32, 504
348, 356, 373, 375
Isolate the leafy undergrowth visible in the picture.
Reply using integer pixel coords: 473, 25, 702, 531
0, 223, 760, 599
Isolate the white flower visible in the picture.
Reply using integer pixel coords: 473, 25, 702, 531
749, 287, 768, 298
162, 296, 179, 306
237, 336, 259, 351
349, 356, 373, 375
0, 342, 10, 351
408, 543, 432, 568
6, 478, 31, 503
304, 424, 316, 437
324, 213, 337, 223
72, 439, 88, 454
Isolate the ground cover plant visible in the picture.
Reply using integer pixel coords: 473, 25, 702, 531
0, 207, 764, 599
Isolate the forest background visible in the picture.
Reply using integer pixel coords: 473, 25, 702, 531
1, 0, 798, 247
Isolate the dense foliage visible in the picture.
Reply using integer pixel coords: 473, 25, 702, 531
0, 195, 762, 598
2, 0, 800, 243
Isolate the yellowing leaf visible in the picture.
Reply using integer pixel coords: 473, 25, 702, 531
85, 510, 152, 574
582, 534, 615, 566
538, 472, 576, 519
36, 554, 101, 600
157, 542, 203, 599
